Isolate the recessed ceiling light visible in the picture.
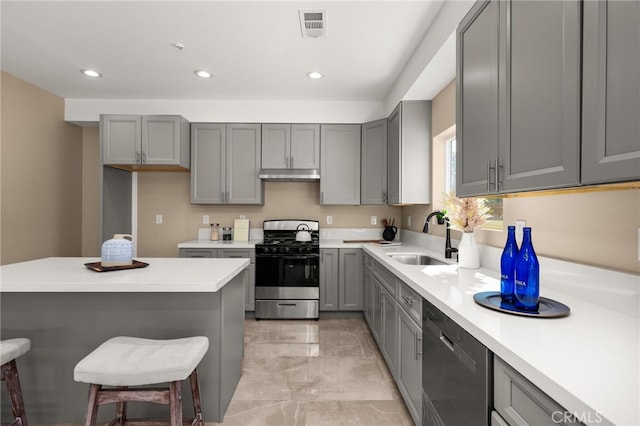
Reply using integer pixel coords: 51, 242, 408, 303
81, 69, 101, 78
306, 71, 323, 80
194, 70, 212, 79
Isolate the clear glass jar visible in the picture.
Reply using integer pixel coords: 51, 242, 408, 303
210, 223, 219, 241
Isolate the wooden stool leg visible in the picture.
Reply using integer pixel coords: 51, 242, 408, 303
83, 384, 101, 426
169, 381, 182, 426
2, 360, 28, 426
115, 386, 127, 425
189, 369, 204, 425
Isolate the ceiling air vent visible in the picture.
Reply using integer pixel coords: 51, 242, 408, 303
299, 10, 326, 39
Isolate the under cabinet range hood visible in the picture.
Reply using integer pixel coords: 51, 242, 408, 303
258, 169, 320, 181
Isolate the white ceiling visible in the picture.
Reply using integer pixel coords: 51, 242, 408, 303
1, 1, 463, 104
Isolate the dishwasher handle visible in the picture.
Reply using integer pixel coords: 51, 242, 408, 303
427, 319, 478, 374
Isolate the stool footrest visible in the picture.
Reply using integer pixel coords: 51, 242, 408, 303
98, 388, 172, 406
106, 418, 200, 426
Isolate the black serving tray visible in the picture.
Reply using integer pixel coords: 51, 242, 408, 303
473, 291, 570, 318
84, 260, 149, 272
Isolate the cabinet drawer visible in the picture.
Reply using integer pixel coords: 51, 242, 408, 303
219, 248, 255, 263
494, 357, 585, 426
373, 262, 397, 296
398, 281, 422, 324
179, 248, 217, 258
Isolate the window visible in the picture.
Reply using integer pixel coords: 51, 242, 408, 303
444, 137, 503, 229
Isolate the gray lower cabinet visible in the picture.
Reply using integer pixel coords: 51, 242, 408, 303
387, 101, 432, 204
320, 124, 361, 205
494, 356, 585, 426
397, 307, 422, 424
361, 119, 388, 205
338, 248, 363, 310
380, 287, 397, 375
320, 248, 363, 311
191, 123, 264, 205
581, 0, 640, 184
320, 248, 339, 311
101, 114, 190, 168
179, 247, 255, 311
457, 0, 581, 196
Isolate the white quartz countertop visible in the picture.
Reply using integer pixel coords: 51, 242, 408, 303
362, 244, 639, 426
0, 257, 250, 292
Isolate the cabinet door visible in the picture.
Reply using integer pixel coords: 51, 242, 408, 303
361, 119, 388, 205
320, 125, 361, 205
141, 115, 182, 165
456, 0, 500, 197
320, 249, 339, 311
226, 124, 264, 205
363, 270, 373, 326
291, 124, 320, 169
397, 308, 423, 424
219, 249, 256, 311
101, 115, 141, 165
261, 124, 290, 169
371, 276, 383, 344
381, 287, 398, 376
191, 123, 226, 204
500, 0, 581, 192
338, 248, 363, 311
582, 0, 640, 184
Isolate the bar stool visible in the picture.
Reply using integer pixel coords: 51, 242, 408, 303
74, 336, 208, 426
1, 338, 31, 426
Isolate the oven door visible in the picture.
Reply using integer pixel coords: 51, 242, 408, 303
255, 253, 319, 288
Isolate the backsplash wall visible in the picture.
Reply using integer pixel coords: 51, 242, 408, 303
136, 172, 401, 257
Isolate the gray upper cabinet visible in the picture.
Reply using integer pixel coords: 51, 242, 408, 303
582, 0, 640, 184
456, 0, 499, 197
191, 123, 264, 205
499, 0, 581, 193
387, 101, 432, 204
361, 119, 388, 205
101, 114, 190, 169
457, 0, 589, 196
261, 124, 320, 170
320, 124, 361, 205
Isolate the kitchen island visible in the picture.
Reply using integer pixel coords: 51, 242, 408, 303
0, 257, 249, 424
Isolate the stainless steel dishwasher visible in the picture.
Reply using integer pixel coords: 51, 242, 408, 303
422, 298, 492, 426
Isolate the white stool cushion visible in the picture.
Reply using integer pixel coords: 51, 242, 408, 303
74, 336, 209, 386
0, 338, 31, 365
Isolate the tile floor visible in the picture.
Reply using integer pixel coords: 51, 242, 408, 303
210, 317, 414, 426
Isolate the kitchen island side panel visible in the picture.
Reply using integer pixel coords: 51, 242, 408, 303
0, 271, 245, 423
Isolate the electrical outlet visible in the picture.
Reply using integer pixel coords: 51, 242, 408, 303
203, 215, 210, 224
155, 214, 163, 224
371, 216, 377, 225
326, 215, 333, 225
408, 216, 412, 227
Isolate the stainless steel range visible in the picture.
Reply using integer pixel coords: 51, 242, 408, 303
254, 219, 320, 320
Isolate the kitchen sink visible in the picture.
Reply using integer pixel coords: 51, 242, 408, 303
387, 253, 446, 266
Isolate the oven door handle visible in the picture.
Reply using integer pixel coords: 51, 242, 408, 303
255, 254, 320, 260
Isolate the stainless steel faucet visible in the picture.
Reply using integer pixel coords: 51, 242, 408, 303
423, 210, 458, 259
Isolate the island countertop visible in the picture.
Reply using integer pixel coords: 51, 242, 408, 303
0, 257, 250, 292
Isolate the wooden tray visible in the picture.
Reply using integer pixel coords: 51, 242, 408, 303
84, 260, 149, 272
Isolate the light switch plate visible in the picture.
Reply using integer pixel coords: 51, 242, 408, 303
408, 216, 412, 227
371, 216, 377, 225
326, 216, 333, 225
155, 214, 163, 224
202, 215, 210, 224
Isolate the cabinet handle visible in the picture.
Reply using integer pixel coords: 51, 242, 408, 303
383, 191, 387, 203
141, 151, 146, 164
401, 295, 416, 305
136, 151, 141, 163
487, 160, 494, 192
494, 157, 500, 192
415, 332, 423, 360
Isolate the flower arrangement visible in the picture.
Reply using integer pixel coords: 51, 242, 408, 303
442, 192, 491, 233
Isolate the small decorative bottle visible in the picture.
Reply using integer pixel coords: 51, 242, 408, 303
500, 226, 519, 304
210, 223, 219, 241
514, 227, 540, 311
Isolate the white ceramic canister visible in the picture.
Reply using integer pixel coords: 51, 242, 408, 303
101, 234, 134, 266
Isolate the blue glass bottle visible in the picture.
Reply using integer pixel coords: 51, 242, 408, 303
500, 226, 519, 304
514, 227, 540, 311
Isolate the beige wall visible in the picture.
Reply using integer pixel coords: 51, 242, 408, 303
0, 72, 83, 264
402, 78, 640, 274
81, 127, 100, 256
136, 174, 401, 256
